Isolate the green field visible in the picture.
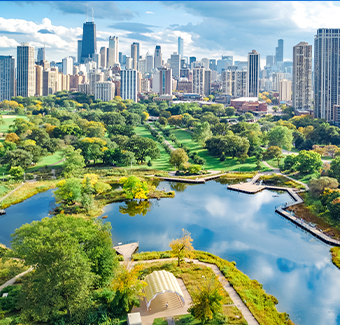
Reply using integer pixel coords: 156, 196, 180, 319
164, 126, 270, 172
0, 115, 27, 133
134, 126, 173, 171
27, 151, 64, 172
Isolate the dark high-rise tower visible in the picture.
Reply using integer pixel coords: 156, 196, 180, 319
81, 21, 97, 63
275, 39, 284, 64
247, 49, 260, 97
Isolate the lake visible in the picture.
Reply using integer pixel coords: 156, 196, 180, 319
1, 181, 340, 324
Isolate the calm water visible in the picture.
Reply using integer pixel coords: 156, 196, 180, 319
1, 182, 340, 324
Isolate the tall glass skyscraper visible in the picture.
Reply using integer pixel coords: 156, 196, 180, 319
247, 50, 260, 97
314, 28, 340, 121
275, 39, 284, 64
17, 43, 35, 97
178, 37, 184, 57
81, 21, 97, 63
0, 56, 15, 101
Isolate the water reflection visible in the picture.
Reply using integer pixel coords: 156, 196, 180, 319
119, 200, 152, 217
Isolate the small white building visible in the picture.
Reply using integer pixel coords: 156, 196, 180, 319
95, 81, 115, 101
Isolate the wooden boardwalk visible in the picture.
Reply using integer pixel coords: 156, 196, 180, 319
228, 173, 340, 247
113, 242, 139, 260
158, 173, 227, 184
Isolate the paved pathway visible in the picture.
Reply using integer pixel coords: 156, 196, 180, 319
130, 258, 259, 325
0, 267, 33, 292
0, 183, 25, 203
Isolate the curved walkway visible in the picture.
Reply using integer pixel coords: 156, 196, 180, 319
131, 258, 259, 325
0, 267, 33, 292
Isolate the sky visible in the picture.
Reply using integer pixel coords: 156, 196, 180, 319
1, 1, 340, 67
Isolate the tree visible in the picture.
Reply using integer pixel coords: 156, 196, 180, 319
159, 116, 168, 126
168, 115, 183, 128
188, 277, 224, 324
330, 157, 340, 183
192, 122, 212, 145
1, 149, 33, 170
169, 229, 194, 266
54, 178, 83, 205
11, 215, 118, 323
220, 134, 250, 159
120, 175, 149, 200
296, 150, 323, 174
225, 106, 236, 117
60, 146, 86, 177
283, 154, 298, 171
309, 177, 339, 197
267, 125, 293, 151
125, 136, 160, 163
263, 146, 283, 167
9, 166, 24, 180
5, 132, 20, 144
169, 149, 189, 170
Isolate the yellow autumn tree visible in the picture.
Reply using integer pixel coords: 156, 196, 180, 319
169, 229, 194, 266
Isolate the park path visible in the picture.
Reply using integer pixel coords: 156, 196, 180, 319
130, 258, 259, 325
148, 124, 175, 152
0, 267, 33, 292
0, 183, 25, 203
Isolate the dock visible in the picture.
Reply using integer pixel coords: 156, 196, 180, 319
228, 173, 340, 247
113, 242, 139, 261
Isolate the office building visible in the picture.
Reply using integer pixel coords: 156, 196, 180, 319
62, 57, 73, 75
201, 58, 209, 69
275, 39, 284, 64
314, 28, 340, 121
279, 79, 292, 102
209, 59, 217, 71
222, 67, 247, 98
126, 57, 133, 70
81, 21, 97, 63
246, 50, 260, 97
141, 78, 150, 93
178, 37, 184, 57
138, 59, 147, 75
189, 57, 196, 66
95, 81, 115, 101
193, 67, 205, 96
100, 47, 107, 68
0, 56, 15, 101
154, 45, 162, 68
153, 68, 172, 95
77, 40, 82, 63
146, 53, 154, 73
204, 69, 212, 97
17, 43, 35, 97
89, 70, 104, 95
35, 64, 43, 96
121, 69, 138, 102
266, 55, 274, 67
131, 43, 138, 70
108, 36, 119, 67
37, 47, 45, 62
222, 55, 233, 66
170, 52, 181, 79
293, 41, 312, 111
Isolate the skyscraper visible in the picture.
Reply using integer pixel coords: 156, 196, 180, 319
178, 37, 184, 57
275, 39, 284, 64
293, 41, 312, 111
37, 47, 45, 62
100, 47, 107, 68
146, 53, 154, 73
17, 43, 35, 97
121, 69, 138, 102
0, 56, 15, 101
62, 57, 73, 75
154, 45, 162, 68
266, 55, 274, 67
108, 36, 119, 67
246, 50, 260, 97
153, 68, 172, 95
170, 52, 181, 79
81, 21, 97, 63
314, 28, 340, 121
77, 40, 82, 63
131, 43, 138, 70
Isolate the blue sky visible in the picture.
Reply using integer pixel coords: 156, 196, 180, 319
0, 1, 339, 67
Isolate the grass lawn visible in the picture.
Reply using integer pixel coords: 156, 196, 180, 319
289, 171, 319, 184
134, 126, 173, 171
26, 151, 64, 172
0, 115, 27, 133
153, 318, 168, 325
265, 158, 283, 170
167, 127, 270, 172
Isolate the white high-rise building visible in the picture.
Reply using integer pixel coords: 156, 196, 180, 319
17, 43, 35, 97
0, 56, 15, 101
293, 41, 312, 111
193, 67, 205, 96
279, 79, 292, 102
95, 81, 115, 101
314, 29, 340, 121
121, 69, 138, 102
152, 68, 172, 95
201, 58, 209, 69
100, 47, 107, 68
62, 57, 73, 75
108, 36, 119, 67
154, 45, 162, 69
89, 69, 104, 95
222, 67, 247, 97
170, 52, 181, 79
126, 57, 133, 70
131, 43, 139, 70
246, 50, 260, 97
138, 59, 147, 75
146, 53, 154, 73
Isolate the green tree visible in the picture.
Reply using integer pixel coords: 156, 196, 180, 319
296, 150, 322, 174
54, 178, 82, 205
283, 154, 298, 171
188, 277, 224, 324
263, 146, 283, 167
169, 229, 194, 266
267, 125, 293, 151
11, 215, 118, 324
220, 134, 250, 159
192, 121, 213, 145
309, 177, 339, 197
169, 149, 189, 170
9, 166, 24, 181
330, 157, 340, 183
60, 146, 86, 177
125, 136, 160, 163
120, 175, 149, 200
1, 149, 33, 170
225, 106, 236, 117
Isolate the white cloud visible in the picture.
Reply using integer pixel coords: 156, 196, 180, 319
0, 36, 19, 48
146, 11, 154, 14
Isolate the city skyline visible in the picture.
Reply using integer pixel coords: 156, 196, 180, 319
1, 1, 340, 65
